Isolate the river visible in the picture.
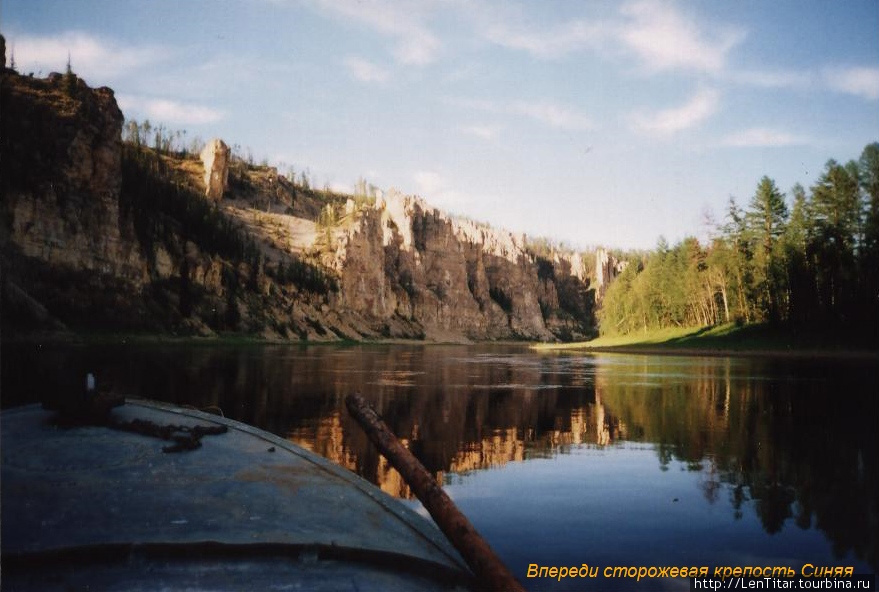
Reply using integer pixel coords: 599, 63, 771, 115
2, 342, 876, 589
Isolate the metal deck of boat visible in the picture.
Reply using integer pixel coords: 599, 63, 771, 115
1, 399, 475, 591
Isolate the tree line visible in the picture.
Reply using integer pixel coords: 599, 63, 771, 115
123, 118, 205, 158
599, 142, 879, 342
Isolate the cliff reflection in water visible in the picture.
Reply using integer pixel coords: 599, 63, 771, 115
2, 344, 875, 569
284, 349, 622, 500
288, 350, 877, 571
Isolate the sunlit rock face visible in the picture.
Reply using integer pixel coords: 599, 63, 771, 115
332, 192, 593, 341
595, 248, 627, 302
0, 66, 595, 341
200, 138, 230, 200
1, 69, 145, 284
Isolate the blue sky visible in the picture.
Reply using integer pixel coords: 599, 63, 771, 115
4, 0, 878, 249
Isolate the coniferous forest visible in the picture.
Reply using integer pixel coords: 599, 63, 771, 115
599, 142, 879, 344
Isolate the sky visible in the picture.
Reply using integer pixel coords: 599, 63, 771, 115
3, 0, 879, 250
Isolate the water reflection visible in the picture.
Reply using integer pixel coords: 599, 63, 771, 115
2, 344, 876, 571
593, 355, 878, 569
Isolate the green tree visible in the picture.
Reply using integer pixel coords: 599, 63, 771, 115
858, 143, 879, 324
807, 160, 861, 322
782, 183, 813, 325
861, 143, 879, 231
317, 203, 337, 229
596, 142, 879, 342
63, 52, 77, 96
354, 176, 368, 199
705, 237, 733, 324
722, 197, 754, 323
141, 120, 152, 147
598, 237, 721, 334
598, 259, 639, 335
745, 177, 788, 321
124, 119, 141, 145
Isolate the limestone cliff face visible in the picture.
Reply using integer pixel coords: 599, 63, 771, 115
331, 191, 594, 341
1, 67, 595, 341
200, 138, 230, 200
1, 70, 144, 283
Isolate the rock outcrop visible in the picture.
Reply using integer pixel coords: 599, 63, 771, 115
1, 68, 144, 283
330, 191, 594, 341
595, 248, 626, 302
1, 68, 596, 341
200, 138, 230, 200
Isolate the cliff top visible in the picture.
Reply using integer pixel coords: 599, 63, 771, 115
2, 65, 598, 342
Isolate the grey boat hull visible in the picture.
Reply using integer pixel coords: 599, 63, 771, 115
1, 399, 475, 591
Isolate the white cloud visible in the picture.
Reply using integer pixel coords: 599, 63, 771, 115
344, 56, 390, 83
443, 63, 483, 83
473, 1, 743, 77
9, 31, 167, 80
117, 95, 225, 125
451, 98, 593, 132
411, 170, 478, 210
394, 31, 440, 66
727, 69, 813, 90
309, 0, 440, 66
413, 170, 446, 195
484, 20, 603, 59
617, 0, 744, 74
509, 100, 594, 131
721, 128, 808, 148
823, 66, 879, 100
726, 65, 879, 99
458, 124, 502, 140
630, 88, 720, 135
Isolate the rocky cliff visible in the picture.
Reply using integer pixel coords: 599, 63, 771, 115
1, 68, 143, 281
332, 191, 594, 341
1, 64, 596, 342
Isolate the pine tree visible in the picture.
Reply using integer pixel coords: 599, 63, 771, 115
782, 184, 813, 325
858, 143, 879, 324
63, 52, 77, 96
807, 160, 861, 322
859, 144, 879, 256
722, 198, 754, 323
746, 177, 788, 321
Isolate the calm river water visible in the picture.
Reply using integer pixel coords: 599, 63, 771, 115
2, 343, 877, 589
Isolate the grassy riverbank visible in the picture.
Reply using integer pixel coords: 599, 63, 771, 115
534, 323, 879, 358
7, 323, 877, 357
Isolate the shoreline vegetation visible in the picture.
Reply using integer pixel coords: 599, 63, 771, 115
596, 144, 879, 354
5, 323, 877, 360
533, 323, 879, 359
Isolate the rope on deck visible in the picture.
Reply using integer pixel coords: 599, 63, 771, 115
45, 391, 227, 453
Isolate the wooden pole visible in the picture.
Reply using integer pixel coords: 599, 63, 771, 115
346, 393, 526, 592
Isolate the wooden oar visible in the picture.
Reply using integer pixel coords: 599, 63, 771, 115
346, 393, 527, 592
